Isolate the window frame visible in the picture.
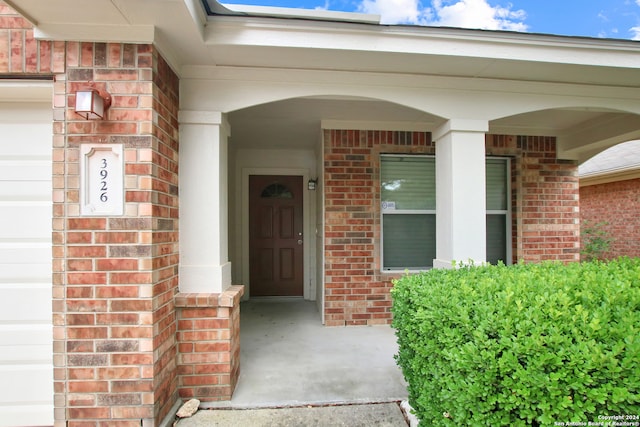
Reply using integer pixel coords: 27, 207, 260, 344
380, 154, 436, 272
486, 156, 512, 265
379, 154, 513, 272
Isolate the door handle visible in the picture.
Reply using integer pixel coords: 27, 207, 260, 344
297, 239, 303, 245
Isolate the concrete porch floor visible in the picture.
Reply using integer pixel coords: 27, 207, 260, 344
203, 298, 409, 409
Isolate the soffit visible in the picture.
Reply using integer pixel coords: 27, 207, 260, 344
206, 44, 640, 87
6, 0, 640, 87
228, 97, 440, 150
4, 0, 211, 73
227, 98, 623, 152
201, 13, 640, 87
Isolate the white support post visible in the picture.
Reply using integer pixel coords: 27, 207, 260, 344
433, 119, 488, 268
178, 110, 232, 293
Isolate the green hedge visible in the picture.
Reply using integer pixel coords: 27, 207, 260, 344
391, 258, 640, 426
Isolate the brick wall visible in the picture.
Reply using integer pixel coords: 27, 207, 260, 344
0, 2, 63, 74
488, 135, 580, 264
323, 131, 580, 326
175, 286, 244, 402
50, 41, 181, 427
580, 178, 640, 258
323, 130, 433, 326
1, 2, 181, 422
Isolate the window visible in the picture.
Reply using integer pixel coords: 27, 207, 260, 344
381, 155, 511, 270
260, 183, 293, 199
381, 155, 436, 270
486, 157, 511, 265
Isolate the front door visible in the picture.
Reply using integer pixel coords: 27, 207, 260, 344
249, 175, 304, 297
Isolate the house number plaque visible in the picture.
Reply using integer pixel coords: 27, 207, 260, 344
80, 144, 124, 216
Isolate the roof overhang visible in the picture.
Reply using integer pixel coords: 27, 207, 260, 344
202, 14, 640, 86
580, 167, 640, 187
5, 0, 639, 87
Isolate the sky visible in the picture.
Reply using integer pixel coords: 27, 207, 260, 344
220, 0, 640, 40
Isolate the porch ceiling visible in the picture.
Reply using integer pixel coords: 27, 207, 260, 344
227, 97, 638, 163
228, 97, 439, 150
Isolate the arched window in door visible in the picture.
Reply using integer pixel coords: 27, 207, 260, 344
260, 183, 293, 199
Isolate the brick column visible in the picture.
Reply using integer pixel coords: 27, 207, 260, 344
52, 42, 180, 427
516, 136, 580, 262
175, 286, 244, 401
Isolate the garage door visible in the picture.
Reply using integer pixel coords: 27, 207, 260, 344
0, 97, 53, 426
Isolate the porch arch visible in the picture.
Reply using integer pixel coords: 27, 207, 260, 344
490, 106, 640, 162
181, 66, 640, 126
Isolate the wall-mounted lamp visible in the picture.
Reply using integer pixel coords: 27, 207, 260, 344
74, 88, 111, 120
308, 179, 318, 190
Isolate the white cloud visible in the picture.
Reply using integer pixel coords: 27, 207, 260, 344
631, 26, 640, 40
431, 0, 527, 31
358, 0, 432, 25
358, 0, 527, 31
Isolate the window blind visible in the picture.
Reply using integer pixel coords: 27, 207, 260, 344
381, 156, 435, 210
383, 214, 436, 269
381, 156, 436, 270
486, 158, 507, 210
486, 214, 507, 264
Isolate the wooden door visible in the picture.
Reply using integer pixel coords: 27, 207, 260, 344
249, 175, 304, 296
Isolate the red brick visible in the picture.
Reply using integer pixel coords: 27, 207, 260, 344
95, 285, 139, 299
66, 300, 108, 312
67, 232, 93, 243
111, 380, 154, 393
67, 327, 108, 339
67, 218, 107, 230
66, 286, 94, 299
111, 354, 154, 366
68, 368, 96, 380
110, 326, 152, 339
67, 272, 107, 285
67, 246, 107, 258
66, 314, 95, 326
110, 299, 152, 312
96, 258, 139, 271
109, 272, 152, 284
96, 367, 141, 380
67, 259, 93, 271
580, 178, 640, 258
181, 375, 221, 386
68, 408, 110, 419
68, 381, 109, 393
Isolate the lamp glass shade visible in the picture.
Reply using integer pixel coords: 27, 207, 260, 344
75, 90, 104, 119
